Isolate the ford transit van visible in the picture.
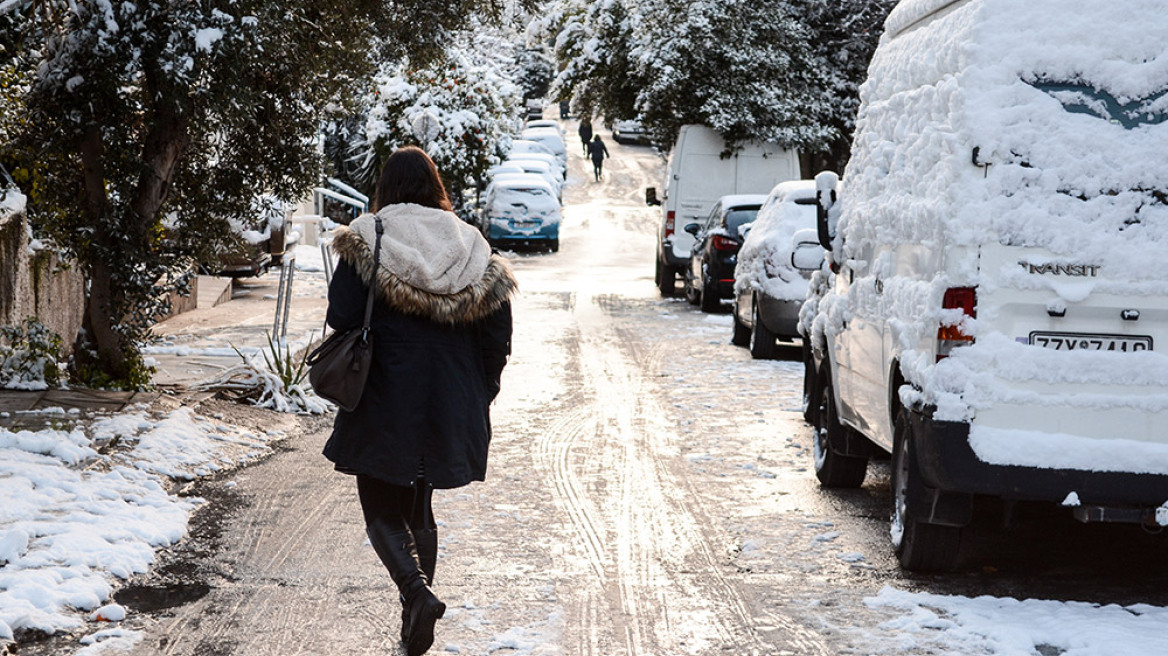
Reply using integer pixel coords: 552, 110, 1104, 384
804, 0, 1168, 570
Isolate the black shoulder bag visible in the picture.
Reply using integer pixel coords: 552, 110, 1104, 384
306, 217, 384, 411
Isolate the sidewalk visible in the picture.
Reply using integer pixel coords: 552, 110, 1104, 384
0, 245, 330, 427
147, 258, 329, 389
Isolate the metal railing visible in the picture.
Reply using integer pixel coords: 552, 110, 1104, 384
271, 181, 368, 342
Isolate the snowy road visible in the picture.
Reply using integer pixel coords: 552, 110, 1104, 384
27, 124, 1168, 656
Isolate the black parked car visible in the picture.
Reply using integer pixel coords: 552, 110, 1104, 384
682, 194, 767, 312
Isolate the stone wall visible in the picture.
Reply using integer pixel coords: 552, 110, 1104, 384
0, 196, 86, 354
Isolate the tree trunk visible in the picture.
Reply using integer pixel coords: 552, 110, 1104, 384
76, 123, 134, 381
76, 100, 189, 385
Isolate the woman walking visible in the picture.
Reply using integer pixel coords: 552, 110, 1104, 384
322, 146, 517, 656
587, 134, 610, 182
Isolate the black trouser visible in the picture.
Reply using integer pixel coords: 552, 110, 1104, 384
357, 473, 439, 593
356, 474, 435, 535
591, 158, 603, 180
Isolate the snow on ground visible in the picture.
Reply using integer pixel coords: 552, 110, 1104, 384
854, 586, 1168, 656
0, 405, 281, 648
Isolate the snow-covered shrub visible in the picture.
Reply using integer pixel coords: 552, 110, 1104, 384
196, 333, 329, 414
0, 317, 64, 390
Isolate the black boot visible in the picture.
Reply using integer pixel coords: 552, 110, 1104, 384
366, 521, 446, 656
413, 528, 438, 586
396, 529, 436, 646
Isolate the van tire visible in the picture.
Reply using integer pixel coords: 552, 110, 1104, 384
749, 302, 778, 359
891, 410, 962, 571
801, 340, 816, 424
731, 303, 750, 346
656, 260, 677, 296
812, 376, 868, 488
549, 239, 560, 253
699, 278, 720, 313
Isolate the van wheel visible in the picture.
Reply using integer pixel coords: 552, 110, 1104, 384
812, 376, 868, 488
801, 340, 816, 424
549, 239, 560, 253
748, 302, 778, 359
699, 278, 720, 312
656, 260, 676, 296
891, 409, 962, 571
731, 302, 750, 346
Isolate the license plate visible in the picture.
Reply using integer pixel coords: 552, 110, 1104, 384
512, 220, 538, 228
1029, 331, 1152, 352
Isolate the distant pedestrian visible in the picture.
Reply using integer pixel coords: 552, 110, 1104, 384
578, 119, 593, 156
322, 146, 517, 656
587, 134, 610, 181
559, 100, 570, 118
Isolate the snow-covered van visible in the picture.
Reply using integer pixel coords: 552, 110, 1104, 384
647, 125, 799, 295
805, 0, 1168, 570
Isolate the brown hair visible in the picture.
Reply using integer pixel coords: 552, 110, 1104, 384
373, 146, 453, 212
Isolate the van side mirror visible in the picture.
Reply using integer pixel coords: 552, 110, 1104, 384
684, 222, 700, 236
645, 187, 661, 206
815, 171, 840, 250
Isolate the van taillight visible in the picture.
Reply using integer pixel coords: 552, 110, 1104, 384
665, 211, 675, 237
937, 287, 976, 361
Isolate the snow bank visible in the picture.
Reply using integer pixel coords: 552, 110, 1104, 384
0, 407, 278, 643
864, 586, 1168, 655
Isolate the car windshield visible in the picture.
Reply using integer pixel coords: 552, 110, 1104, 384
725, 207, 760, 236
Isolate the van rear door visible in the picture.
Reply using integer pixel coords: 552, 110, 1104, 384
971, 243, 1168, 462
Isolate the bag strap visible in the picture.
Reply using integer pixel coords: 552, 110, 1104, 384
360, 217, 384, 342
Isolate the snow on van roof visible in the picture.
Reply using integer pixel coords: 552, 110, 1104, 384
882, 0, 966, 40
845, 0, 1168, 290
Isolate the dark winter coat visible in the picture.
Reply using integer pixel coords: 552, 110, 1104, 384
588, 137, 609, 163
321, 212, 517, 489
578, 121, 593, 144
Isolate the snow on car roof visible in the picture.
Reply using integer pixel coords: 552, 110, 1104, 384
718, 194, 769, 210
487, 173, 555, 193
767, 179, 816, 202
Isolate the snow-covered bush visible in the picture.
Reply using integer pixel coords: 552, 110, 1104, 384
0, 318, 64, 391
195, 334, 329, 415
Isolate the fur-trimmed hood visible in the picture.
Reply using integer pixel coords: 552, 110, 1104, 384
332, 222, 517, 325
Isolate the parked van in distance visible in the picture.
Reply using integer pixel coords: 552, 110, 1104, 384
803, 0, 1168, 572
647, 125, 799, 296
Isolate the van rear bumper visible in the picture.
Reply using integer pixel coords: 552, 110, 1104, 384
909, 406, 1168, 507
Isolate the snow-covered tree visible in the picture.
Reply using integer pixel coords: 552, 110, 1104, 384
351, 31, 522, 213
796, 0, 897, 172
0, 0, 507, 387
549, 0, 640, 123
546, 0, 894, 164
516, 47, 555, 101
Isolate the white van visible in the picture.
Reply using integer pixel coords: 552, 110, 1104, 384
804, 0, 1168, 571
647, 125, 799, 295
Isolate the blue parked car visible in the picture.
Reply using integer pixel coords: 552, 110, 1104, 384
482, 174, 562, 252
